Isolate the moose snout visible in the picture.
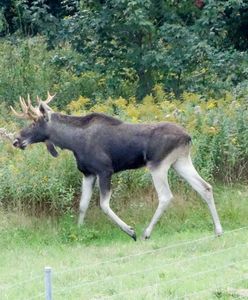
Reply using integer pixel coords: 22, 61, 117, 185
12, 139, 19, 147
13, 137, 28, 149
13, 138, 20, 147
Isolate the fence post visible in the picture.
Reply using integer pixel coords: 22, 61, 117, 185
44, 267, 52, 300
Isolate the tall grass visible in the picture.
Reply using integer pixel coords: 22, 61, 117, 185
0, 143, 80, 214
1, 91, 248, 213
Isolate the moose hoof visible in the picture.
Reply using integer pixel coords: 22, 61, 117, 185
127, 227, 136, 241
141, 227, 151, 241
141, 229, 151, 240
215, 228, 223, 237
131, 232, 137, 241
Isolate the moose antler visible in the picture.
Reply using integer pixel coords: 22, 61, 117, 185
10, 95, 39, 121
0, 128, 15, 142
36, 92, 56, 105
44, 91, 56, 104
11, 92, 56, 121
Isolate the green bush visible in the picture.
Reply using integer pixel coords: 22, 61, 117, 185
0, 143, 80, 213
0, 38, 115, 108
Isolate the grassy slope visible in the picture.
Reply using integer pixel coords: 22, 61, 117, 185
0, 184, 248, 299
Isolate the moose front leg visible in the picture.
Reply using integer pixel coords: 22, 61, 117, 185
78, 175, 96, 226
98, 172, 136, 241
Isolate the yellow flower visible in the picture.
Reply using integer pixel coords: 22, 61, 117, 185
126, 104, 140, 120
90, 104, 110, 114
142, 94, 155, 106
182, 92, 201, 104
43, 176, 48, 182
206, 126, 218, 135
115, 97, 127, 109
207, 101, 218, 110
67, 96, 90, 113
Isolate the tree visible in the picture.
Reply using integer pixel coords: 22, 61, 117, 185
1, 0, 247, 100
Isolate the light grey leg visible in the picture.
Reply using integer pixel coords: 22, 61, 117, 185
143, 163, 173, 239
78, 175, 96, 226
173, 155, 223, 236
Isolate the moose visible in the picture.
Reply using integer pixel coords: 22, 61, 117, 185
10, 93, 223, 240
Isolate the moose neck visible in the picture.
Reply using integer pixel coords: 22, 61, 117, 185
47, 113, 84, 152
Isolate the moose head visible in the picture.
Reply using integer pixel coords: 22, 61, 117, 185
11, 92, 59, 157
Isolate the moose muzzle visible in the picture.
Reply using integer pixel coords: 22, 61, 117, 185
13, 138, 19, 147
13, 138, 28, 149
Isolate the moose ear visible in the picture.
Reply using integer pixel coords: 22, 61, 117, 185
45, 141, 59, 157
39, 102, 52, 121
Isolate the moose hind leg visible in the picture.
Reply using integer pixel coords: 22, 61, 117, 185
143, 163, 173, 240
173, 155, 223, 236
78, 175, 96, 226
98, 172, 136, 241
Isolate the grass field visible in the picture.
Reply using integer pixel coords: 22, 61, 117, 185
0, 184, 248, 299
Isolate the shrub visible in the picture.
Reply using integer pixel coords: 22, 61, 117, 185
0, 142, 80, 213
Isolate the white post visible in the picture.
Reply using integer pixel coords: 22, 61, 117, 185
45, 267, 52, 300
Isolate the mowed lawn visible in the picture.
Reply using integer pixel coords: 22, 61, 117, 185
0, 184, 248, 300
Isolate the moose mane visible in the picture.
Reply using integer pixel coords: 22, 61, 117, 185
51, 112, 123, 128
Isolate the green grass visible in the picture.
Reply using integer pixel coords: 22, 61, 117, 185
0, 184, 248, 299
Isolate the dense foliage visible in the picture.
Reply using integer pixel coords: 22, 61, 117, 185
0, 0, 247, 213
0, 0, 248, 101
0, 92, 247, 212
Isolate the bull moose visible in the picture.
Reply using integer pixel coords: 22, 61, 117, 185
10, 93, 223, 240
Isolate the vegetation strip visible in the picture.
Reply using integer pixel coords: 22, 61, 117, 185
96, 258, 248, 299
0, 274, 43, 291
1, 227, 247, 293
53, 242, 248, 296
54, 226, 248, 275
174, 275, 248, 300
